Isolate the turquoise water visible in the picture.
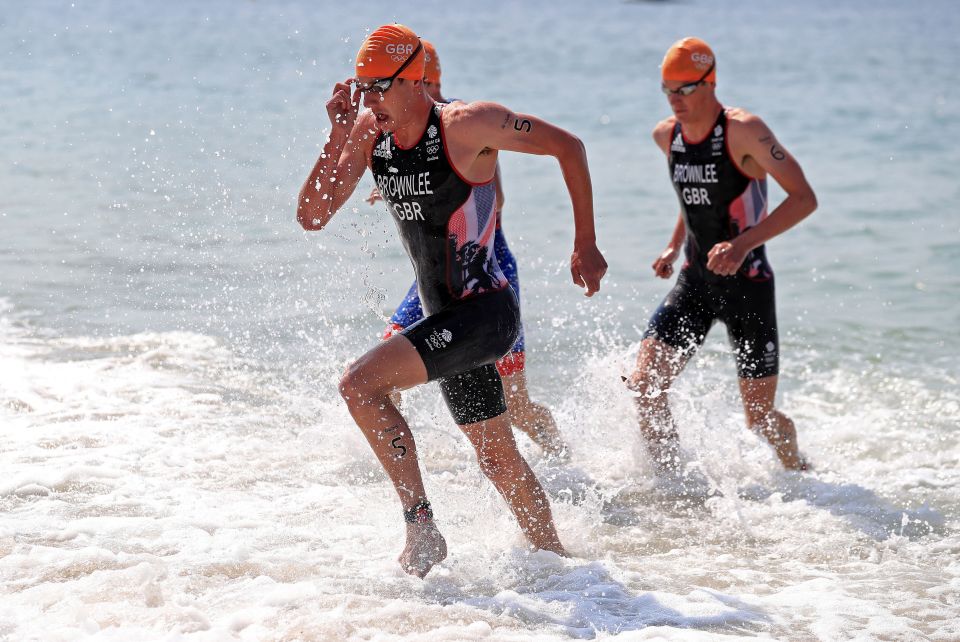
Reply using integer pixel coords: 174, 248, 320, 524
2, 1, 959, 640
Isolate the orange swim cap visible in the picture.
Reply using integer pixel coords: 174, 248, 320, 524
422, 39, 441, 84
661, 37, 716, 84
355, 24, 424, 81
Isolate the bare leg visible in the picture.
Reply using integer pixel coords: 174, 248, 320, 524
338, 335, 447, 577
738, 375, 808, 470
459, 414, 568, 555
625, 339, 690, 474
502, 369, 568, 458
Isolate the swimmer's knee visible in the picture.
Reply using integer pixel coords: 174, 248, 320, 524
476, 452, 500, 478
748, 409, 795, 439
772, 410, 795, 426
769, 411, 797, 439
626, 370, 669, 405
745, 408, 772, 430
504, 393, 536, 419
338, 363, 385, 406
337, 369, 360, 405
476, 449, 521, 480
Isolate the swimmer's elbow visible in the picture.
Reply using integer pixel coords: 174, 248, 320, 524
297, 213, 323, 231
568, 133, 587, 157
801, 186, 818, 216
787, 182, 817, 220
553, 132, 586, 164
296, 195, 330, 231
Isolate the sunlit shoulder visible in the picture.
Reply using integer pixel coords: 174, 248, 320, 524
440, 100, 507, 130
724, 107, 770, 136
652, 117, 677, 150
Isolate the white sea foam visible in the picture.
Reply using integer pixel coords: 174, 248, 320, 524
1, 302, 957, 641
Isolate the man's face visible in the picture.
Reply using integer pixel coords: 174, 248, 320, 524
359, 77, 414, 130
422, 80, 441, 102
663, 79, 714, 122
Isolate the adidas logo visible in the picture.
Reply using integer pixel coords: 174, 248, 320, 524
373, 137, 392, 159
670, 133, 686, 153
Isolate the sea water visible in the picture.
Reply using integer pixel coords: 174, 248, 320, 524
2, 0, 959, 639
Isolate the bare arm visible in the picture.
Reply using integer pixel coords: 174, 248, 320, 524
443, 102, 606, 295
652, 213, 686, 279
652, 117, 675, 155
651, 118, 685, 278
296, 82, 375, 231
707, 114, 818, 276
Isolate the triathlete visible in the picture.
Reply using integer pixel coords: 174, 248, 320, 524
297, 24, 607, 577
625, 38, 817, 473
369, 39, 567, 458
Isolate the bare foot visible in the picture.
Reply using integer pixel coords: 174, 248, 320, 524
787, 453, 813, 472
398, 521, 447, 578
538, 541, 570, 557
770, 439, 808, 471
524, 520, 569, 558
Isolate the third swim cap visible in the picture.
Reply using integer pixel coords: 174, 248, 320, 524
661, 37, 716, 83
355, 24, 424, 80
422, 39, 441, 84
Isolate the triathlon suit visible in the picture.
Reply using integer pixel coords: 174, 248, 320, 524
370, 103, 520, 424
644, 109, 779, 378
384, 101, 526, 377
386, 221, 525, 375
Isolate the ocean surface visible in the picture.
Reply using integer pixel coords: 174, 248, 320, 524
2, 1, 959, 640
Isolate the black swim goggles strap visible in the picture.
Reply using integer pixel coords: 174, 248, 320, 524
388, 40, 422, 82
358, 40, 423, 94
403, 499, 433, 524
